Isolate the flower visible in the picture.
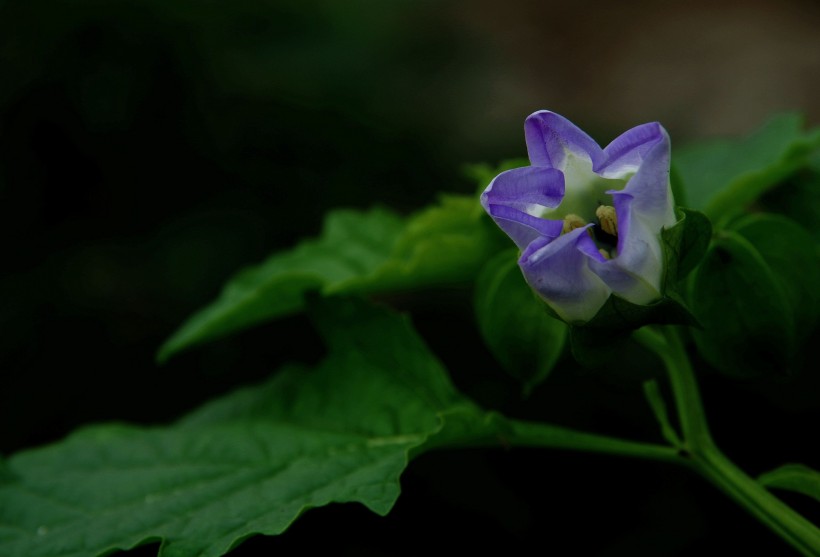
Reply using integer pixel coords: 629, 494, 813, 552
481, 110, 676, 323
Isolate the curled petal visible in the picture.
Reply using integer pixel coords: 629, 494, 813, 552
596, 122, 666, 179
524, 111, 603, 170
481, 166, 566, 249
519, 226, 612, 323
485, 204, 563, 250
604, 130, 675, 300
482, 166, 565, 211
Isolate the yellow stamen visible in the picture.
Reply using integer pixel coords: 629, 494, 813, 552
598, 248, 611, 260
562, 214, 586, 234
596, 205, 618, 236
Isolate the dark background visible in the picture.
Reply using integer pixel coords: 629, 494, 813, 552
2, 0, 819, 555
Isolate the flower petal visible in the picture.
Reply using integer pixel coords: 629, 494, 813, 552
601, 129, 675, 301
485, 204, 563, 250
596, 122, 666, 179
482, 166, 565, 211
524, 111, 603, 170
481, 166, 566, 249
519, 226, 612, 323
611, 128, 676, 235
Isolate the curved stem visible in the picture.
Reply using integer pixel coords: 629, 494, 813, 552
633, 326, 712, 450
636, 326, 820, 556
698, 447, 820, 556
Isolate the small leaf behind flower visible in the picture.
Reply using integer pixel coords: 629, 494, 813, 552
159, 196, 504, 361
759, 464, 820, 504
661, 207, 713, 288
475, 250, 567, 395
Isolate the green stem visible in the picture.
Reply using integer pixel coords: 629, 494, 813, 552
500, 417, 681, 464
636, 326, 820, 556
633, 326, 712, 450
697, 447, 820, 556
421, 408, 680, 464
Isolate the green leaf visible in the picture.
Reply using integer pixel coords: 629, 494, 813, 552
759, 169, 820, 245
759, 464, 820, 503
344, 195, 503, 294
661, 207, 713, 288
674, 113, 820, 224
159, 196, 503, 361
690, 231, 796, 378
731, 214, 819, 339
474, 250, 567, 395
0, 299, 491, 557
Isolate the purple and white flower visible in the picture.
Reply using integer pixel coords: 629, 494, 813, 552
481, 110, 676, 323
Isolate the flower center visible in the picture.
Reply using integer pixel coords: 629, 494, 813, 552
542, 153, 623, 222
562, 203, 619, 258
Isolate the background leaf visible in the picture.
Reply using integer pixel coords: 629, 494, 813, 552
674, 114, 820, 224
759, 464, 820, 503
689, 231, 796, 378
731, 214, 819, 339
0, 299, 493, 557
474, 250, 567, 395
158, 196, 503, 361
760, 168, 820, 245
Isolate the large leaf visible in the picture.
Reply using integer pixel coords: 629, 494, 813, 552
0, 299, 489, 557
759, 464, 820, 504
674, 114, 820, 224
158, 195, 503, 361
689, 231, 795, 378
731, 214, 819, 338
474, 250, 567, 395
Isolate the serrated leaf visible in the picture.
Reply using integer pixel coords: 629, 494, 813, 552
690, 231, 796, 378
0, 299, 491, 557
674, 113, 820, 224
759, 464, 820, 503
159, 196, 503, 361
475, 250, 567, 395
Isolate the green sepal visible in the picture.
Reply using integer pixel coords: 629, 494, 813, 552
569, 292, 698, 366
661, 207, 713, 288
